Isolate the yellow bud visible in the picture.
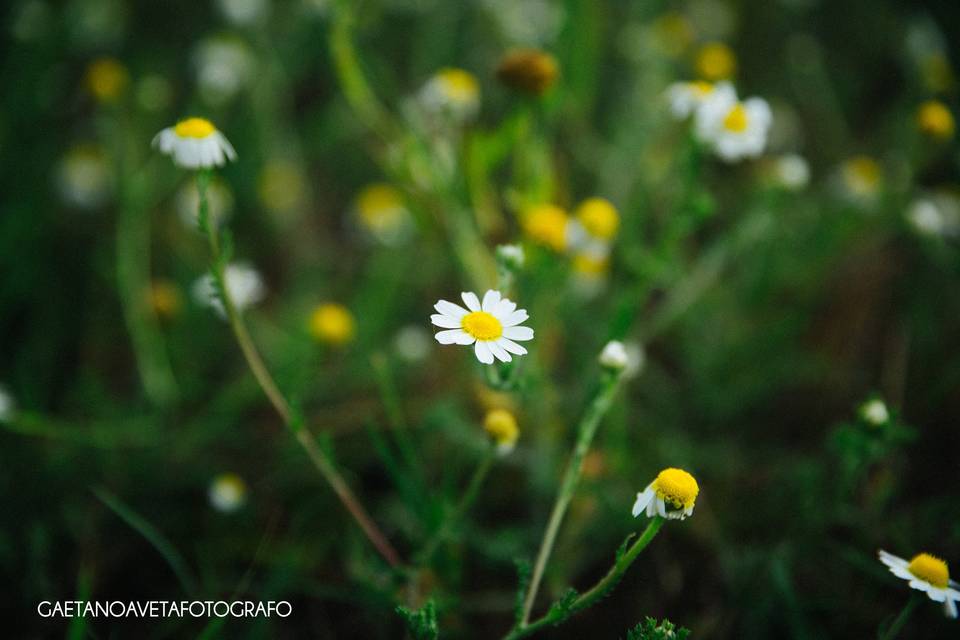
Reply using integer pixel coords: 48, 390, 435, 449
695, 42, 736, 81
917, 100, 955, 140
309, 303, 355, 345
483, 409, 519, 451
496, 49, 559, 95
523, 204, 569, 251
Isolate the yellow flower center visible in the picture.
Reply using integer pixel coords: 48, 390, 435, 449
696, 42, 736, 81
438, 68, 479, 102
174, 117, 217, 139
908, 553, 949, 588
309, 303, 355, 345
523, 204, 569, 251
461, 311, 503, 341
653, 468, 699, 509
576, 197, 619, 239
357, 183, 404, 224
723, 104, 749, 133
917, 100, 955, 139
484, 409, 519, 446
690, 80, 713, 96
572, 254, 609, 275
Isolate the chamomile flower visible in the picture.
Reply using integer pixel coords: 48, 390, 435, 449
666, 80, 720, 119
193, 262, 265, 318
153, 117, 237, 169
840, 156, 883, 203
419, 68, 481, 121
354, 183, 413, 245
695, 42, 736, 81
484, 408, 520, 455
878, 550, 960, 618
771, 153, 810, 191
431, 290, 534, 364
208, 473, 247, 513
522, 204, 571, 251
859, 398, 890, 427
695, 86, 772, 161
632, 467, 700, 520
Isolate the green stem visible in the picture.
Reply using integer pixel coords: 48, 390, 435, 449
506, 518, 665, 639
519, 369, 625, 625
196, 171, 402, 568
878, 594, 920, 640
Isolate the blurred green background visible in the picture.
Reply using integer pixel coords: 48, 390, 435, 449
2, 0, 960, 637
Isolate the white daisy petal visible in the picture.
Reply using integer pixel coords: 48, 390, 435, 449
435, 329, 474, 345
496, 298, 517, 316
482, 289, 501, 312
474, 341, 494, 364
431, 314, 463, 329
497, 338, 528, 355
945, 598, 958, 619
488, 341, 512, 363
503, 326, 534, 341
878, 550, 908, 569
501, 309, 529, 327
434, 299, 468, 318
461, 291, 481, 311
631, 487, 655, 517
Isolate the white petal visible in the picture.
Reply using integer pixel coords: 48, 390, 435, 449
878, 550, 908, 570
431, 314, 462, 328
435, 329, 474, 345
482, 290, 501, 312
496, 298, 517, 316
631, 487, 655, 517
461, 291, 481, 311
474, 341, 494, 364
503, 325, 534, 340
497, 338, 528, 356
435, 299, 468, 319
656, 498, 668, 517
487, 340, 512, 363
945, 596, 958, 619
501, 309, 529, 327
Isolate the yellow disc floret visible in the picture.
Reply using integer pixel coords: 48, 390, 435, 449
575, 198, 619, 240
523, 204, 569, 251
438, 68, 480, 103
695, 42, 736, 81
723, 104, 749, 133
653, 468, 699, 510
907, 553, 949, 589
309, 303, 356, 345
174, 117, 217, 139
462, 311, 503, 341
484, 409, 519, 448
917, 100, 955, 140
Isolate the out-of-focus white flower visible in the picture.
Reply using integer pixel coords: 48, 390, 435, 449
695, 85, 772, 161
632, 467, 700, 520
354, 183, 413, 245
907, 193, 960, 238
431, 290, 534, 364
209, 473, 247, 512
859, 398, 889, 427
482, 0, 564, 46
194, 36, 255, 106
176, 177, 234, 229
666, 80, 721, 119
598, 341, 629, 370
193, 263, 266, 318
56, 145, 112, 209
570, 252, 610, 299
839, 156, 882, 204
418, 68, 481, 122
217, 0, 268, 25
394, 325, 432, 362
0, 385, 16, 423
153, 118, 237, 170
878, 550, 960, 618
772, 153, 810, 190
495, 244, 525, 270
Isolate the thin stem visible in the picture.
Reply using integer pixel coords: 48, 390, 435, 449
519, 370, 624, 625
196, 171, 401, 568
878, 594, 920, 640
506, 518, 665, 640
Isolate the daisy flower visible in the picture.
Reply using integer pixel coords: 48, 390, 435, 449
431, 290, 534, 364
484, 408, 520, 455
632, 467, 700, 520
193, 262, 265, 318
208, 473, 247, 513
153, 117, 237, 169
878, 550, 960, 618
666, 80, 720, 120
695, 86, 771, 162
419, 68, 481, 121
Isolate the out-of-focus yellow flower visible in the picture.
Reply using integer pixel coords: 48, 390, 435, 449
522, 204, 570, 251
496, 49, 559, 95
651, 12, 694, 58
147, 279, 183, 320
695, 42, 736, 81
355, 183, 412, 243
917, 100, 955, 140
483, 408, 519, 454
571, 253, 609, 275
258, 159, 307, 216
86, 57, 129, 103
842, 155, 882, 200
309, 303, 355, 345
575, 198, 619, 240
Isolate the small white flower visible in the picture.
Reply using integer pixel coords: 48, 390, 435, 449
209, 473, 247, 513
217, 0, 268, 25
394, 325, 432, 363
632, 467, 700, 520
0, 385, 16, 423
695, 85, 772, 162
194, 36, 254, 106
666, 80, 722, 119
907, 199, 945, 236
773, 153, 810, 190
495, 244, 526, 269
859, 398, 889, 426
431, 290, 534, 364
153, 117, 237, 169
193, 262, 266, 318
56, 145, 112, 209
878, 550, 960, 618
598, 340, 629, 370
418, 68, 481, 122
